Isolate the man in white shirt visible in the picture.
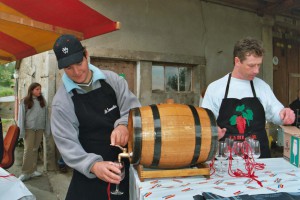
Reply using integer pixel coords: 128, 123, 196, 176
202, 37, 294, 158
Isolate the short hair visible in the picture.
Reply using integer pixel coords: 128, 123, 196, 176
233, 37, 264, 63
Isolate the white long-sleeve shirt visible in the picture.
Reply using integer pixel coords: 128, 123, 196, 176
202, 73, 284, 125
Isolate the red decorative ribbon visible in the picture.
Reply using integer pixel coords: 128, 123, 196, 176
210, 141, 265, 187
107, 182, 111, 200
0, 173, 15, 181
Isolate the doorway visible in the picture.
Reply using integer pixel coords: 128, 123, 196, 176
273, 28, 300, 107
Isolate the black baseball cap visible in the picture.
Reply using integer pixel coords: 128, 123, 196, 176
53, 34, 84, 69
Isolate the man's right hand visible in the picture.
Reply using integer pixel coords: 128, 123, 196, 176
218, 127, 226, 140
90, 161, 122, 184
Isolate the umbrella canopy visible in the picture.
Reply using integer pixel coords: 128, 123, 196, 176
0, 0, 120, 64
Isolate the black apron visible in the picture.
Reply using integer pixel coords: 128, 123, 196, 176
217, 73, 271, 158
66, 80, 129, 200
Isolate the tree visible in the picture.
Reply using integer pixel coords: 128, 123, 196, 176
0, 62, 15, 87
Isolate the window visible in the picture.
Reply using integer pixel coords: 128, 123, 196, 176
152, 64, 192, 92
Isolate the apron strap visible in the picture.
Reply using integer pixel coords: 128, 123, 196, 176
224, 73, 232, 98
250, 80, 256, 97
224, 73, 257, 98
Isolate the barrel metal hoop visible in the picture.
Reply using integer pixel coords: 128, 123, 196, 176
188, 105, 202, 166
204, 108, 218, 160
150, 105, 161, 167
131, 108, 142, 164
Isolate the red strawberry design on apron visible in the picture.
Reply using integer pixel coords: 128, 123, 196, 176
229, 104, 253, 134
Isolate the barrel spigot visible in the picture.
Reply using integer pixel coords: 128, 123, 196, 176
114, 145, 131, 163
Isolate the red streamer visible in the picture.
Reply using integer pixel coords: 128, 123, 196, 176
107, 182, 111, 200
209, 141, 265, 187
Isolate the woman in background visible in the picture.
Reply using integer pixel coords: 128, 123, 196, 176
18, 82, 49, 181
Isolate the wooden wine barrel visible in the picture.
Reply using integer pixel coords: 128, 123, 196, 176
128, 103, 218, 169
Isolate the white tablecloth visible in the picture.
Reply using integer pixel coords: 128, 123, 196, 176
130, 158, 300, 200
0, 168, 35, 200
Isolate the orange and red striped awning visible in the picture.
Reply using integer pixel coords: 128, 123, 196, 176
0, 0, 120, 64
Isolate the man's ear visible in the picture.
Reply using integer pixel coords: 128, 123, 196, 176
234, 57, 240, 66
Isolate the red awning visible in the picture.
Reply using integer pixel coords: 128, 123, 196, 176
0, 0, 120, 64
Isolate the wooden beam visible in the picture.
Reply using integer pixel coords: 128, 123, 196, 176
262, 0, 300, 14
0, 55, 12, 61
0, 12, 84, 39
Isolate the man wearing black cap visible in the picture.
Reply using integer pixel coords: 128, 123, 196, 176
51, 34, 141, 200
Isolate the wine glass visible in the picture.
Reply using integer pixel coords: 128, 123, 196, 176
225, 137, 234, 158
215, 141, 228, 173
232, 141, 244, 170
293, 139, 298, 165
244, 137, 254, 159
111, 161, 125, 195
251, 140, 261, 159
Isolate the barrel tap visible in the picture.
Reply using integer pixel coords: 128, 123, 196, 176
114, 145, 131, 163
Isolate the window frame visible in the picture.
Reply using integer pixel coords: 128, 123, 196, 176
152, 62, 193, 93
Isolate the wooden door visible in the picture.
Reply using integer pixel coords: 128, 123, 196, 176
273, 32, 300, 107
90, 58, 137, 94
273, 37, 288, 106
287, 39, 300, 105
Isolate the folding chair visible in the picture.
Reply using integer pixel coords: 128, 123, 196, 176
0, 125, 20, 169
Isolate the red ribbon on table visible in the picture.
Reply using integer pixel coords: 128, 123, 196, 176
210, 141, 265, 187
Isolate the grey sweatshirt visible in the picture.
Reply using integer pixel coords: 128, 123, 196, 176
18, 98, 50, 138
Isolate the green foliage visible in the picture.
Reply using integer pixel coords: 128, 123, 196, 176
0, 87, 14, 97
0, 63, 15, 97
167, 75, 178, 91
0, 63, 15, 87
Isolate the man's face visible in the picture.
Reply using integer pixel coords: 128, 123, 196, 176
63, 56, 89, 84
234, 54, 263, 80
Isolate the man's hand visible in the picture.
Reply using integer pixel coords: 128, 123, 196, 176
90, 161, 122, 184
279, 108, 295, 125
218, 126, 226, 140
110, 124, 129, 146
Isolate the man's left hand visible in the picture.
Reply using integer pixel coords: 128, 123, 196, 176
110, 124, 129, 146
279, 108, 295, 125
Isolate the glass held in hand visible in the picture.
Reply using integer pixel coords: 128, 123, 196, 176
111, 161, 125, 195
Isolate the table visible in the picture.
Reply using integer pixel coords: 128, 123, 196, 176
130, 158, 300, 200
0, 167, 35, 200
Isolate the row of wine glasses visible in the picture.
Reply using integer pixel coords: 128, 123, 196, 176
215, 138, 261, 173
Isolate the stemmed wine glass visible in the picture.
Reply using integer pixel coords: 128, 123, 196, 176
225, 137, 234, 158
216, 141, 228, 173
232, 141, 244, 170
251, 140, 261, 159
225, 137, 235, 171
111, 161, 125, 195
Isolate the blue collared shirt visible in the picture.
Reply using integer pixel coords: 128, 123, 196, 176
62, 64, 106, 93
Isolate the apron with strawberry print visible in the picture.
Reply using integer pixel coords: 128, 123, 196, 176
217, 73, 271, 158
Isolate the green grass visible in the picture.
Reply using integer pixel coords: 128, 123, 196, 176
0, 86, 14, 97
